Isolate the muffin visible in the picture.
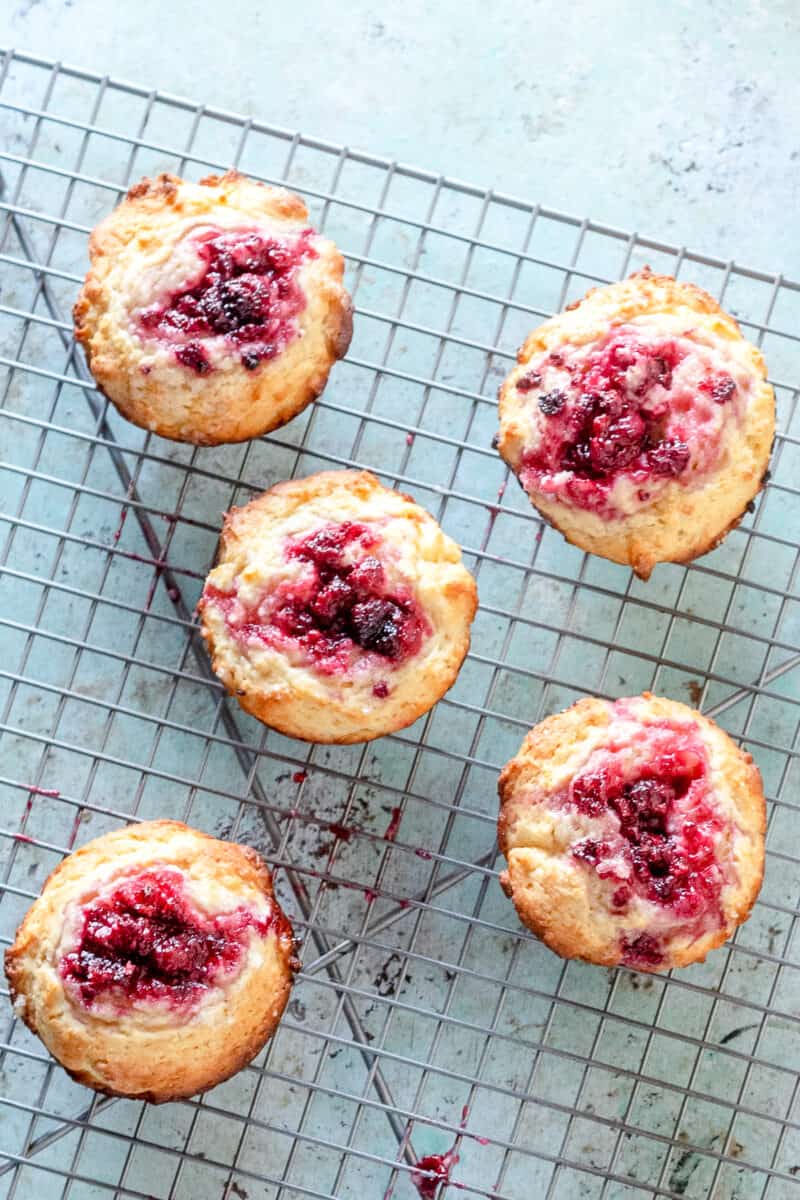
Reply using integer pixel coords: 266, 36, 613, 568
198, 469, 478, 743
74, 170, 352, 444
5, 821, 296, 1102
497, 270, 774, 578
498, 694, 765, 971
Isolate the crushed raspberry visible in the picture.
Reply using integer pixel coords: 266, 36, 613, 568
175, 341, 211, 374
538, 389, 566, 415
571, 768, 620, 816
571, 837, 611, 865
517, 370, 542, 393
204, 522, 428, 676
349, 598, 413, 655
569, 737, 721, 920
646, 439, 691, 476
139, 227, 317, 373
622, 932, 664, 968
514, 332, 734, 513
289, 522, 364, 568
60, 868, 280, 1009
700, 373, 736, 404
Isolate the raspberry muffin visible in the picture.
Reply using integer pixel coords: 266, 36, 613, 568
198, 470, 478, 743
498, 694, 765, 971
497, 270, 774, 578
5, 821, 296, 1101
74, 171, 352, 444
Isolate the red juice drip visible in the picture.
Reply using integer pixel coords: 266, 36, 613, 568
411, 1148, 460, 1199
384, 806, 403, 842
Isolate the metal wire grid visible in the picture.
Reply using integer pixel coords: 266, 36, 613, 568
0, 48, 798, 1200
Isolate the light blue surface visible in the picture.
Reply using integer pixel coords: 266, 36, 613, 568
2, 0, 799, 275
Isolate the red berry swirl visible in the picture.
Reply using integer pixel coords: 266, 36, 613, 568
513, 325, 745, 517
201, 521, 430, 684
565, 722, 725, 967
60, 868, 282, 1010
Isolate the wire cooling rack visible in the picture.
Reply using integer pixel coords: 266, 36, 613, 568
0, 47, 799, 1200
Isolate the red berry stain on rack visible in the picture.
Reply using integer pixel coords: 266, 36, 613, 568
411, 1147, 460, 1198
304, 864, 388, 907
112, 506, 128, 543
138, 227, 317, 374
67, 808, 87, 849
117, 546, 186, 612
384, 806, 403, 842
460, 1105, 490, 1146
327, 821, 353, 843
310, 818, 354, 861
16, 785, 62, 839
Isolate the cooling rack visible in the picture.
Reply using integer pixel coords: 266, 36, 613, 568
0, 46, 799, 1200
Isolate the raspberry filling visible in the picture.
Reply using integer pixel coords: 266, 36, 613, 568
567, 728, 724, 966
203, 521, 429, 678
514, 328, 741, 516
60, 868, 278, 1009
621, 932, 665, 968
137, 227, 316, 374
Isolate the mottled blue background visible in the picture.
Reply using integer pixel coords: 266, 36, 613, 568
2, 0, 797, 274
